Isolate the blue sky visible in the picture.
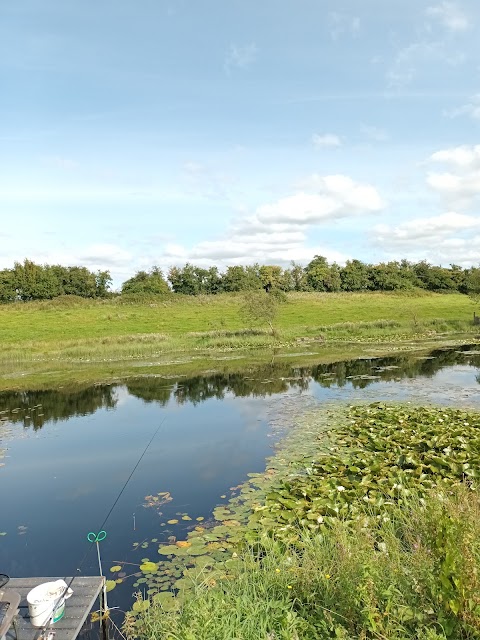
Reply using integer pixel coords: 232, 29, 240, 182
1, 0, 480, 287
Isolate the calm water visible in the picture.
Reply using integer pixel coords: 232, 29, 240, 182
1, 344, 480, 620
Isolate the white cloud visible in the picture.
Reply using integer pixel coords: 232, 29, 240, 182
162, 237, 347, 269
312, 133, 342, 148
77, 244, 133, 267
426, 2, 470, 32
445, 94, 480, 120
426, 144, 480, 208
154, 173, 383, 269
430, 145, 480, 167
0, 243, 134, 287
373, 213, 480, 265
283, 174, 384, 220
224, 43, 258, 74
375, 212, 480, 244
328, 12, 360, 40
360, 125, 389, 142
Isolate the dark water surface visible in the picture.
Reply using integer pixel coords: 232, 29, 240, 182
1, 345, 480, 621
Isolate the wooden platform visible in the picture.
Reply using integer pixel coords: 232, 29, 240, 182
3, 577, 104, 640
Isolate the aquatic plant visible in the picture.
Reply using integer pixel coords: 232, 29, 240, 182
125, 403, 480, 639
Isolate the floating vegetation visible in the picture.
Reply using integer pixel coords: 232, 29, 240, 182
142, 491, 172, 515
245, 404, 480, 543
126, 402, 480, 615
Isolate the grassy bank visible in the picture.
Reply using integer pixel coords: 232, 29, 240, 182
125, 403, 480, 639
0, 291, 478, 390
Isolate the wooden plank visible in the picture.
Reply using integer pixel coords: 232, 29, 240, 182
4, 577, 104, 640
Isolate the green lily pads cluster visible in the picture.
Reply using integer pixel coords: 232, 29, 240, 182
128, 402, 480, 624
246, 404, 480, 541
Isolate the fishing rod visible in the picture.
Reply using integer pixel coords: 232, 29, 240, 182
37, 415, 168, 639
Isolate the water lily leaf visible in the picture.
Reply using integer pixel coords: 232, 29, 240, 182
132, 600, 150, 612
109, 565, 122, 573
173, 578, 191, 590
140, 561, 158, 572
196, 517, 204, 521
105, 580, 117, 592
182, 515, 192, 521
176, 541, 191, 548
167, 519, 179, 525
192, 556, 215, 569
186, 546, 207, 556
158, 544, 179, 555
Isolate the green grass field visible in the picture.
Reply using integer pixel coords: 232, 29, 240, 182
0, 291, 478, 390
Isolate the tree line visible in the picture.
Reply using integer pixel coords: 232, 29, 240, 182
123, 257, 480, 297
0, 260, 111, 302
1, 257, 479, 302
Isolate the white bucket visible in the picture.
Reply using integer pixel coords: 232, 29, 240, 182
27, 580, 73, 628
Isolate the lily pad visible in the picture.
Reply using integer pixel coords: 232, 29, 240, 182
132, 600, 150, 613
158, 544, 180, 555
105, 580, 117, 592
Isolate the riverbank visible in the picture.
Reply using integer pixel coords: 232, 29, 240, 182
127, 402, 480, 640
0, 291, 478, 390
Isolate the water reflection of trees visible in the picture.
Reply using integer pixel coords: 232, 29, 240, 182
0, 386, 117, 430
127, 347, 480, 405
1, 346, 479, 428
125, 366, 310, 407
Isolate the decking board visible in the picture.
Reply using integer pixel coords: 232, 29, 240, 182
3, 576, 104, 640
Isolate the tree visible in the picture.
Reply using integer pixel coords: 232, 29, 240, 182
61, 266, 97, 297
305, 256, 342, 292
466, 267, 480, 303
222, 265, 262, 292
368, 262, 414, 291
204, 266, 223, 294
239, 289, 286, 335
285, 261, 308, 291
95, 270, 112, 297
222, 266, 249, 292
167, 263, 210, 295
122, 267, 170, 295
340, 260, 370, 291
0, 269, 16, 303
259, 265, 283, 292
13, 260, 62, 300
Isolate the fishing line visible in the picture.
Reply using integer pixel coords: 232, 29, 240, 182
37, 415, 168, 638
75, 414, 167, 577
